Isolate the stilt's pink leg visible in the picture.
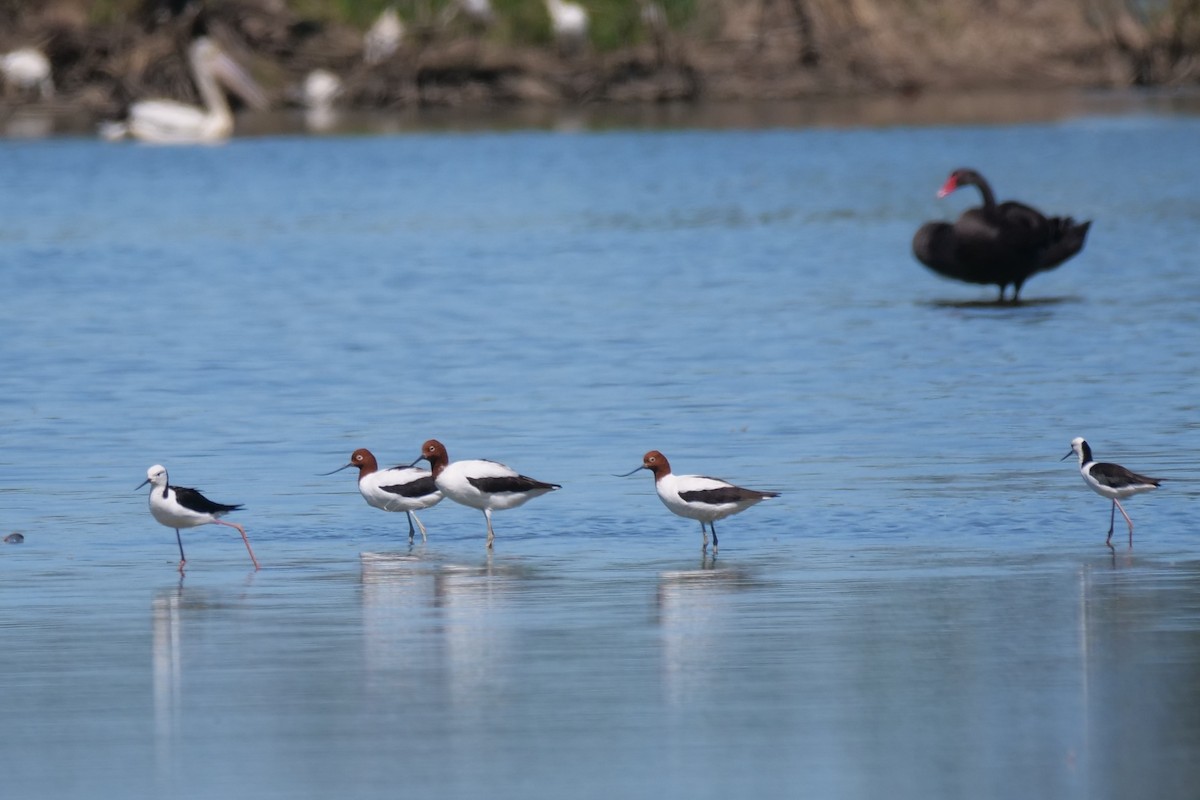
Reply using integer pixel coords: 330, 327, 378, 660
175, 528, 188, 572
216, 520, 260, 570
1114, 499, 1135, 549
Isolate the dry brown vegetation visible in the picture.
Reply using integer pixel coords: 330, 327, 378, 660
1, 0, 1199, 116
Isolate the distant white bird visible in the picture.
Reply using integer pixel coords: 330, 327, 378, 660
462, 0, 496, 25
637, 0, 669, 63
101, 37, 268, 144
1, 47, 54, 99
543, 0, 589, 54
638, 0, 667, 33
302, 69, 342, 109
439, 0, 495, 28
364, 6, 404, 65
297, 68, 343, 132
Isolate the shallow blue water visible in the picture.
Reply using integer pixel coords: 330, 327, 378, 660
2, 104, 1200, 799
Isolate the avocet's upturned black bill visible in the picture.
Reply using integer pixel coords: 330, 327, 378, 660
621, 450, 779, 553
1062, 437, 1162, 549
137, 464, 260, 572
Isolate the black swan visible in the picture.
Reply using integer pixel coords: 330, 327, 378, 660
912, 168, 1091, 303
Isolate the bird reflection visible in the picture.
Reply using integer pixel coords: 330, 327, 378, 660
151, 584, 185, 780
922, 296, 1076, 310
2, 109, 54, 139
151, 581, 247, 780
360, 552, 440, 696
360, 552, 531, 709
656, 566, 751, 705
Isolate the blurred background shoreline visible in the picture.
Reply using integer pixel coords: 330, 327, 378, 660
4, 0, 1200, 137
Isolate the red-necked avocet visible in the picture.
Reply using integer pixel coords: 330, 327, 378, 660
412, 439, 559, 549
619, 450, 779, 553
324, 448, 442, 542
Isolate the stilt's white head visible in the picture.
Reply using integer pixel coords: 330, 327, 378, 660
140, 464, 168, 490
1062, 437, 1089, 465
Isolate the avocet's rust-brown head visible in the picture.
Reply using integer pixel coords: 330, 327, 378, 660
641, 450, 672, 479
615, 450, 673, 480
415, 439, 450, 476
347, 448, 378, 477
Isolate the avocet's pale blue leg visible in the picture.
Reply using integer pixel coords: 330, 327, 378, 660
408, 511, 428, 542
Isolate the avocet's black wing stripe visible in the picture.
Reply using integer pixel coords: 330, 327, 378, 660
380, 476, 438, 498
679, 486, 779, 505
467, 475, 560, 494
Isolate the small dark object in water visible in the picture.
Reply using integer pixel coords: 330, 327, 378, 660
4, 532, 24, 544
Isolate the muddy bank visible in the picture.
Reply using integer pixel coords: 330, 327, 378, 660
1, 0, 1198, 120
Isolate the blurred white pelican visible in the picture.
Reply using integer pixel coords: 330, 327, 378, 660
363, 6, 404, 65
101, 38, 268, 144
440, 0, 495, 28
1, 47, 54, 99
543, 0, 589, 54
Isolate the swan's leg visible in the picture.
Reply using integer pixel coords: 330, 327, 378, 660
1011, 279, 1025, 304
